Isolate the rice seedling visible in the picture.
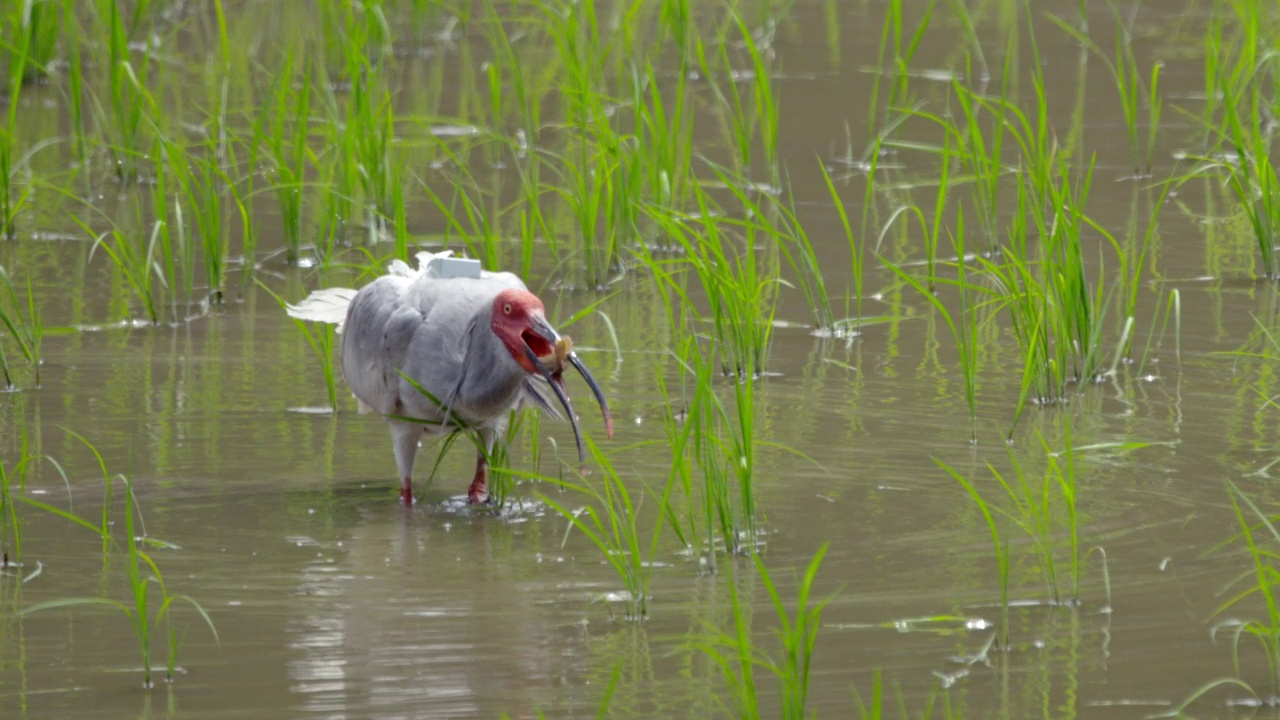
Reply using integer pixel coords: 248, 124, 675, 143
719, 175, 832, 333
150, 137, 197, 320
817, 163, 869, 328
947, 55, 1013, 255
631, 61, 695, 221
0, 23, 29, 240
313, 63, 360, 254
881, 205, 982, 441
346, 55, 399, 238
1049, 4, 1163, 179
866, 0, 935, 147
1213, 482, 1280, 691
100, 0, 154, 182
944, 69, 1128, 426
0, 425, 34, 569
1186, 75, 1280, 280
695, 545, 830, 719
418, 143, 506, 272
540, 436, 673, 621
938, 425, 1078, 650
20, 477, 218, 688
0, 264, 42, 387
255, 56, 316, 265
80, 211, 164, 325
60, 0, 89, 169
5, 0, 60, 86
644, 180, 780, 379
532, 0, 636, 289
940, 420, 1154, 649
162, 128, 246, 304
694, 13, 781, 187
937, 457, 1011, 649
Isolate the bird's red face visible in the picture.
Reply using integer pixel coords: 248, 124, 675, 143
489, 288, 615, 458
490, 289, 557, 374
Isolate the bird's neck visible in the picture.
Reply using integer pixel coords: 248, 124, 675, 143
453, 314, 526, 421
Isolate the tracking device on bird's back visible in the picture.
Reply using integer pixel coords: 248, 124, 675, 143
426, 256, 482, 279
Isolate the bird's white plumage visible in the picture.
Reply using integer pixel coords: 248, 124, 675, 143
285, 287, 357, 331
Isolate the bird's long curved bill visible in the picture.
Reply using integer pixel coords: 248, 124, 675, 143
523, 344, 588, 465
565, 351, 614, 439
522, 331, 614, 469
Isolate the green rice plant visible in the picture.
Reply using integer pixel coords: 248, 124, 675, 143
696, 545, 830, 719
81, 214, 165, 325
21, 478, 218, 688
1213, 481, 1280, 689
0, 17, 29, 240
0, 425, 34, 569
939, 424, 1078, 649
881, 206, 982, 441
818, 163, 868, 327
1049, 5, 1163, 178
711, 350, 760, 550
939, 423, 1149, 650
101, 0, 154, 182
1104, 181, 1172, 365
866, 0, 935, 149
255, 56, 316, 265
1186, 74, 1280, 280
61, 0, 89, 168
936, 457, 1010, 649
314, 64, 359, 254
0, 264, 41, 387
719, 174, 833, 332
162, 131, 243, 304
694, 13, 781, 186
879, 127, 955, 293
948, 54, 1013, 254
4, 0, 59, 85
645, 181, 780, 378
631, 61, 694, 218
1133, 287, 1180, 374
150, 137, 196, 319
418, 142, 505, 272
540, 436, 674, 621
960, 78, 1119, 425
346, 55, 399, 236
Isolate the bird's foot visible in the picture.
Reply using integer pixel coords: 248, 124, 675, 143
466, 480, 490, 505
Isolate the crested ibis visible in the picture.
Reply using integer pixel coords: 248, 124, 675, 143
287, 252, 613, 505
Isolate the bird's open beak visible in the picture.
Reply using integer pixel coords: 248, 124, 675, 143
524, 317, 615, 467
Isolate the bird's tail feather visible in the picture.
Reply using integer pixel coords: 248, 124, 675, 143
286, 287, 358, 331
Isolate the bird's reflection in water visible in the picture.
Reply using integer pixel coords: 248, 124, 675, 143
285, 499, 588, 719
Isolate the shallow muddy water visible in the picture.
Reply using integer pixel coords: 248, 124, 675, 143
3, 1, 1280, 718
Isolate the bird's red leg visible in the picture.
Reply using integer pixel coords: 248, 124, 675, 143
400, 476, 414, 506
467, 453, 489, 505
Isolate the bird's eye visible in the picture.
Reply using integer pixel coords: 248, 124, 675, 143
503, 303, 513, 315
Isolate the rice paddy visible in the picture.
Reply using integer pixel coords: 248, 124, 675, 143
2, 0, 1280, 716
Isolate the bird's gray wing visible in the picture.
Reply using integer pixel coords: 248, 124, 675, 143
393, 272, 529, 423
339, 276, 423, 417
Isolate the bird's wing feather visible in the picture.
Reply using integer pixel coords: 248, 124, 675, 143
286, 287, 358, 331
520, 377, 565, 420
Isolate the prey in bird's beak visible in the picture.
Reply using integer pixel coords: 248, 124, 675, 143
521, 316, 614, 467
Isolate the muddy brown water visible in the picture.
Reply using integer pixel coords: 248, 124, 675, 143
2, 1, 1278, 718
